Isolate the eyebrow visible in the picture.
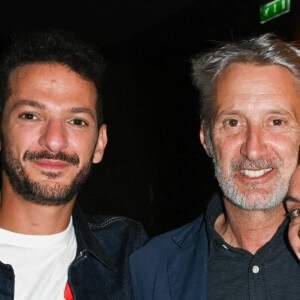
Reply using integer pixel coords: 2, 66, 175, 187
285, 196, 300, 204
216, 109, 291, 118
11, 99, 46, 111
70, 107, 96, 120
10, 100, 96, 120
266, 110, 293, 117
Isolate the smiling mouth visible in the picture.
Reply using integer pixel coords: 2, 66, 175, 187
240, 168, 273, 178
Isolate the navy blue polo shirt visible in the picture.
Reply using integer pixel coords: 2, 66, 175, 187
206, 193, 300, 300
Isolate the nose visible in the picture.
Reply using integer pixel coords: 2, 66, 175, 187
240, 125, 267, 161
38, 119, 68, 153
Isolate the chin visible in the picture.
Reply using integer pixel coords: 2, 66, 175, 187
228, 190, 283, 211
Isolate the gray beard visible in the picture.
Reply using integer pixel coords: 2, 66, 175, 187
205, 133, 294, 211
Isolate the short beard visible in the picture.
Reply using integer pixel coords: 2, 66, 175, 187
205, 132, 295, 211
1, 145, 92, 206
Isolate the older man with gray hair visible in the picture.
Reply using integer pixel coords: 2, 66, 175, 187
130, 34, 300, 299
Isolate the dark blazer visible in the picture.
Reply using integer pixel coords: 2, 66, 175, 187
130, 215, 209, 300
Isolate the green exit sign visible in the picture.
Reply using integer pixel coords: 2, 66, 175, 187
260, 0, 290, 23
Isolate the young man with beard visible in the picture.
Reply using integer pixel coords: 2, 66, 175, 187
130, 34, 300, 299
0, 31, 147, 300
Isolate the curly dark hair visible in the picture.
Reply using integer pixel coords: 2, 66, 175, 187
0, 30, 105, 127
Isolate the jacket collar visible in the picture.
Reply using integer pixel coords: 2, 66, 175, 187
172, 214, 207, 249
168, 215, 208, 300
72, 201, 118, 272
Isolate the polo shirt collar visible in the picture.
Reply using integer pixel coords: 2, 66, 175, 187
205, 192, 289, 253
205, 192, 224, 247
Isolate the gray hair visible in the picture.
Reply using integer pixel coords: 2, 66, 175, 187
191, 33, 300, 145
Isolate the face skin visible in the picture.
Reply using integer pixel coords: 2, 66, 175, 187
0, 63, 107, 206
201, 63, 300, 211
286, 165, 300, 260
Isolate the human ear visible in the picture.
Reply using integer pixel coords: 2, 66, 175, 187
92, 124, 108, 164
200, 124, 211, 157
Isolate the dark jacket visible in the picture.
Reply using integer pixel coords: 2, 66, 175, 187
0, 203, 148, 300
130, 215, 208, 300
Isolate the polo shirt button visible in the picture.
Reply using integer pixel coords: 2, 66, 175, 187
252, 265, 260, 274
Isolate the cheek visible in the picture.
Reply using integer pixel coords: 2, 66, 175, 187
212, 133, 243, 163
270, 137, 300, 171
288, 223, 300, 258
5, 123, 40, 146
2, 130, 30, 156
70, 133, 97, 160
269, 131, 300, 153
9, 130, 40, 154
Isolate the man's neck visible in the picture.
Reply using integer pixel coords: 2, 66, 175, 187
214, 197, 286, 254
0, 181, 75, 235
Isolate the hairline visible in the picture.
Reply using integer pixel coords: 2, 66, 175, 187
201, 60, 300, 147
4, 61, 101, 129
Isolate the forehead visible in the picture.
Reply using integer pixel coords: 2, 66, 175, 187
213, 63, 299, 114
7, 63, 97, 109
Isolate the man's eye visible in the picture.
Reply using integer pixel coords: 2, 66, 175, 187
19, 113, 37, 120
288, 209, 300, 221
272, 119, 283, 126
226, 119, 240, 127
70, 119, 87, 126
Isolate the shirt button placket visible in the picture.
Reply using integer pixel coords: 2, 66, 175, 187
249, 262, 261, 299
252, 265, 260, 274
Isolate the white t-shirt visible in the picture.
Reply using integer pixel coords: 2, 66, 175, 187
0, 218, 77, 300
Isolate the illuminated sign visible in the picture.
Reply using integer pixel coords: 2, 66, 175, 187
260, 0, 290, 23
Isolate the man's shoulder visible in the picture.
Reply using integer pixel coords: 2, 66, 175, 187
130, 215, 209, 298
85, 214, 148, 251
86, 214, 144, 231
131, 215, 206, 263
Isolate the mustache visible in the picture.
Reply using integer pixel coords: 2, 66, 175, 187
231, 158, 281, 170
23, 151, 80, 166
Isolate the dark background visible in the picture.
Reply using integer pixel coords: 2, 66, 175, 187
0, 0, 299, 236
